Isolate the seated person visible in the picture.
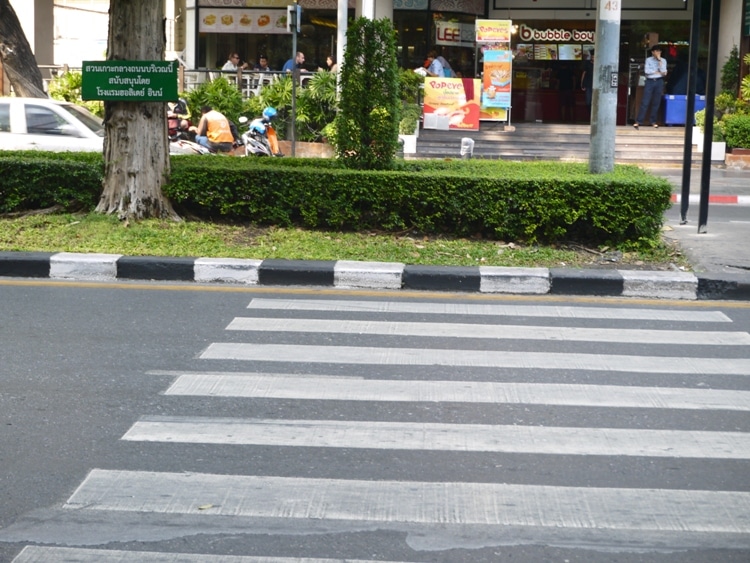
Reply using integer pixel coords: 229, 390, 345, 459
191, 105, 234, 153
253, 54, 271, 71
222, 52, 248, 71
283, 51, 308, 73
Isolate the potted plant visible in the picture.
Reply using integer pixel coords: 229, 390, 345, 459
398, 102, 421, 154
694, 108, 726, 161
396, 68, 424, 154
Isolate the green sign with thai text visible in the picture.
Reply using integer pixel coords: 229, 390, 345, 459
82, 60, 178, 102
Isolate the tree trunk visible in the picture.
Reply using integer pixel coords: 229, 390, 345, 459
0, 0, 47, 98
97, 0, 179, 221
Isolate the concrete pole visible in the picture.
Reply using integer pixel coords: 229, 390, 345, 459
588, 0, 622, 174
337, 0, 347, 95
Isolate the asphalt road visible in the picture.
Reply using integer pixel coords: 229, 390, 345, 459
1, 281, 749, 562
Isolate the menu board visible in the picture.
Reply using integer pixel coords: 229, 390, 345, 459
558, 44, 583, 60
534, 44, 558, 60
199, 9, 288, 34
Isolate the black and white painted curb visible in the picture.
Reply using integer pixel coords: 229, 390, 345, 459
1, 251, 749, 301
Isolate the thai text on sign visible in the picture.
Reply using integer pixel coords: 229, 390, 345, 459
82, 61, 178, 102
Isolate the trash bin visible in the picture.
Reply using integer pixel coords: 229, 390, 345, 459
663, 95, 706, 125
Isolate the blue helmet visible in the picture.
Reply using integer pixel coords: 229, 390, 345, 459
262, 107, 277, 120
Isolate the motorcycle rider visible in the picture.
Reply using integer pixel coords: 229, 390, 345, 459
191, 105, 234, 153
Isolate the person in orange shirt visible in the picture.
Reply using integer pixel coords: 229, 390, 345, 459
193, 105, 234, 153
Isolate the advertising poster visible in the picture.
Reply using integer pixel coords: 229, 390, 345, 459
198, 9, 288, 34
481, 49, 512, 110
558, 44, 583, 60
422, 78, 481, 131
475, 19, 512, 44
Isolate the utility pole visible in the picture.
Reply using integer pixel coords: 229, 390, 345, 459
589, 0, 622, 173
287, 3, 302, 157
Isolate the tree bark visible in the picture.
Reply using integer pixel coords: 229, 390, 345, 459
97, 0, 179, 221
0, 0, 47, 98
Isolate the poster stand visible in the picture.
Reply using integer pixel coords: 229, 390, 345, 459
475, 19, 513, 129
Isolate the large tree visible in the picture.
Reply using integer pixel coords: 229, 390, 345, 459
96, 0, 179, 220
0, 0, 46, 97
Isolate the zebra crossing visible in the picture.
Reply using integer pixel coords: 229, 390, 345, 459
10, 296, 750, 562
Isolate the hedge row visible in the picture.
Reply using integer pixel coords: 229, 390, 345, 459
0, 152, 673, 247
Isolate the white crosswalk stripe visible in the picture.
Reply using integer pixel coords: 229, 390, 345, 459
226, 316, 750, 345
65, 469, 750, 533
201, 342, 750, 375
165, 373, 750, 410
12, 546, 407, 563
123, 416, 750, 458
10, 297, 750, 560
245, 298, 733, 322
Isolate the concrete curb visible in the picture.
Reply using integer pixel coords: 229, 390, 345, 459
670, 194, 750, 205
3, 251, 749, 301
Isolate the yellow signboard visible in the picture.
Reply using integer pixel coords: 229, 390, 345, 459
475, 19, 511, 44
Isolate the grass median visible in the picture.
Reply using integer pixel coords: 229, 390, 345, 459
0, 212, 689, 270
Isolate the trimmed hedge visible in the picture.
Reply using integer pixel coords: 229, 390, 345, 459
0, 152, 672, 247
0, 152, 103, 213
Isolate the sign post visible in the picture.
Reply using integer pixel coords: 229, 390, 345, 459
475, 19, 512, 127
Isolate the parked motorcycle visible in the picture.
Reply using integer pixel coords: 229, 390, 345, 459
240, 107, 283, 157
167, 98, 212, 155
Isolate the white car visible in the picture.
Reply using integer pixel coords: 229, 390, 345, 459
0, 97, 104, 152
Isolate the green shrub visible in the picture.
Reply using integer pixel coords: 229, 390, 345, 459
0, 152, 103, 213
722, 113, 750, 149
721, 45, 740, 95
695, 109, 725, 141
742, 53, 750, 101
183, 76, 248, 125
334, 17, 400, 170
399, 103, 421, 135
0, 154, 672, 249
163, 158, 671, 248
399, 68, 424, 105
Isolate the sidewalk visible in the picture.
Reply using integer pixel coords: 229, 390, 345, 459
0, 167, 748, 301
656, 165, 750, 300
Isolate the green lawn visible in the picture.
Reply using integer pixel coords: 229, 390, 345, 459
0, 212, 687, 270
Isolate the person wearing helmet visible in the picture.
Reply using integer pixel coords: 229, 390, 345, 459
262, 107, 277, 121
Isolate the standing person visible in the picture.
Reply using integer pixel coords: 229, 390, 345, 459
580, 50, 594, 112
425, 50, 444, 78
557, 62, 575, 122
192, 106, 234, 153
283, 51, 307, 73
634, 45, 668, 129
222, 52, 248, 71
253, 54, 271, 71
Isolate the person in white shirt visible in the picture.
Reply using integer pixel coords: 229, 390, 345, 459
222, 52, 248, 72
634, 45, 668, 129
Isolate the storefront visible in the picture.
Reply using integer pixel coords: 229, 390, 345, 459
184, 0, 735, 124
188, 0, 351, 72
